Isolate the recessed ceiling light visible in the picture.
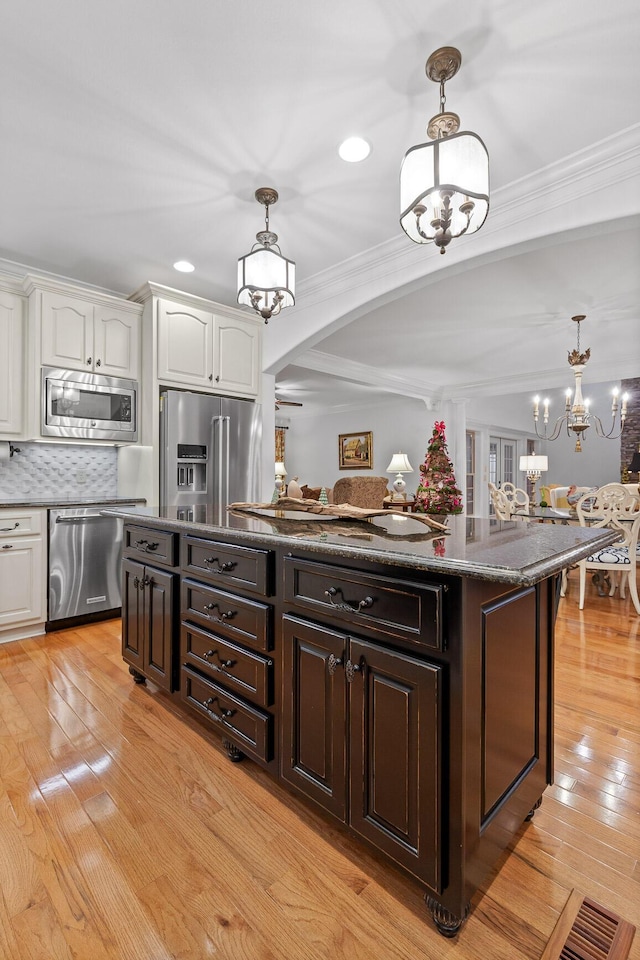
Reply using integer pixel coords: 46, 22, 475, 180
338, 137, 371, 162
173, 260, 195, 273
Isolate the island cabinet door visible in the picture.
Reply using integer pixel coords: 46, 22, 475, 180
122, 558, 145, 669
281, 615, 347, 821
144, 566, 175, 692
348, 639, 442, 893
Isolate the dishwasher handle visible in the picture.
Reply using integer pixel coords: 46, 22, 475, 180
55, 514, 112, 524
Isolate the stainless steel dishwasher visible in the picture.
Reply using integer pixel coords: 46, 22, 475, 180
48, 505, 135, 623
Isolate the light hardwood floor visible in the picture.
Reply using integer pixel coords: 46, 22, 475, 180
0, 573, 638, 959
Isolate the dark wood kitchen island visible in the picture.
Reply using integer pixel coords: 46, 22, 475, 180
106, 504, 617, 937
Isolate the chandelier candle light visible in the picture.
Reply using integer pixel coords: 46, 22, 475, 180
519, 454, 548, 508
237, 188, 295, 323
400, 46, 489, 254
386, 452, 414, 501
532, 315, 628, 453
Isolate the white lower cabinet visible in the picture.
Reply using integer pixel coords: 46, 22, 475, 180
0, 509, 47, 641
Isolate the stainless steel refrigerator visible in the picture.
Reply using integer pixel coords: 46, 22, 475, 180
159, 390, 262, 513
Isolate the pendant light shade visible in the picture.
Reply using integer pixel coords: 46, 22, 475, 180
237, 187, 295, 323
400, 47, 489, 254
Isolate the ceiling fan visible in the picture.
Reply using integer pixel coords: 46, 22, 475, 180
275, 397, 303, 411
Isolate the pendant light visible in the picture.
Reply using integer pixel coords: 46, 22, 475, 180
400, 47, 489, 254
237, 187, 295, 323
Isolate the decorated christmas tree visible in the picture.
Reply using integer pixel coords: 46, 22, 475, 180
414, 421, 463, 516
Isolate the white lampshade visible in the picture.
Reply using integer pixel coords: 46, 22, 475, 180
386, 452, 413, 474
400, 132, 489, 244
519, 455, 548, 474
275, 461, 287, 477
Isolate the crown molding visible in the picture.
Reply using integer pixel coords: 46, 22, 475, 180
294, 349, 442, 403
265, 124, 640, 374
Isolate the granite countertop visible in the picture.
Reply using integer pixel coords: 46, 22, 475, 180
102, 504, 619, 585
0, 497, 147, 509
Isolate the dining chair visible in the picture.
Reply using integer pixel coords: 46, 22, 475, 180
575, 482, 640, 614
488, 482, 512, 520
500, 482, 530, 515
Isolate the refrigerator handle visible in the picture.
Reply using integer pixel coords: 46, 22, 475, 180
223, 415, 230, 506
212, 415, 224, 506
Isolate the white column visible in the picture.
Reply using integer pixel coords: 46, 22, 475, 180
448, 398, 469, 515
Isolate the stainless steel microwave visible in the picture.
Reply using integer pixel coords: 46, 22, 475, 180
42, 367, 138, 442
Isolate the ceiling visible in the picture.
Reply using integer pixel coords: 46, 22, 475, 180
2, 1, 639, 414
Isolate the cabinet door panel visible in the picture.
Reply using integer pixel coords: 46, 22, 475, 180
157, 301, 212, 387
41, 292, 94, 369
0, 292, 24, 435
213, 316, 260, 397
281, 615, 347, 820
349, 639, 442, 892
122, 558, 144, 668
0, 537, 44, 625
145, 567, 175, 691
94, 306, 140, 379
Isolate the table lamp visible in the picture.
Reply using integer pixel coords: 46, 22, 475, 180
519, 454, 548, 507
274, 461, 287, 496
386, 452, 413, 501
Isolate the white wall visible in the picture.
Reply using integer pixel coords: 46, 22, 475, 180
281, 395, 462, 501
278, 379, 622, 512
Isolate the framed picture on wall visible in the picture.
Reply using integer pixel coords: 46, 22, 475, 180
338, 431, 373, 470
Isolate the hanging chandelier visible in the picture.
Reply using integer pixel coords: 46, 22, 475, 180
237, 187, 295, 323
400, 46, 489, 254
532, 315, 629, 453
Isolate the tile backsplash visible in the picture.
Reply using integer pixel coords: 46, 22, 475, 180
0, 443, 117, 498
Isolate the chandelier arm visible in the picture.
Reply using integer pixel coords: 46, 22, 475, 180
533, 416, 566, 443
591, 414, 624, 440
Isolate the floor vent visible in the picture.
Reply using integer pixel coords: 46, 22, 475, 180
541, 889, 636, 960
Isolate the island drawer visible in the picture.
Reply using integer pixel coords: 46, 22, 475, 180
182, 665, 273, 763
181, 578, 272, 652
283, 557, 443, 651
124, 524, 178, 568
182, 535, 272, 596
181, 622, 274, 707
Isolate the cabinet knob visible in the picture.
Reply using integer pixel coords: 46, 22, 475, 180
95, 358, 101, 367
87, 357, 92, 365
345, 659, 362, 683
215, 375, 220, 382
327, 653, 343, 676
208, 374, 213, 381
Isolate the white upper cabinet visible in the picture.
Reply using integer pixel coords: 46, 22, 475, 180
157, 300, 213, 389
40, 290, 140, 380
213, 314, 260, 396
0, 290, 25, 436
94, 305, 140, 379
157, 298, 260, 397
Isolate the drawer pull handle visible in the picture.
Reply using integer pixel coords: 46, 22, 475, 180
327, 653, 343, 676
134, 539, 159, 552
1, 522, 19, 532
2, 544, 13, 550
345, 659, 362, 683
202, 602, 235, 623
204, 557, 236, 573
324, 587, 374, 615
133, 576, 140, 588
203, 696, 236, 723
204, 648, 236, 671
